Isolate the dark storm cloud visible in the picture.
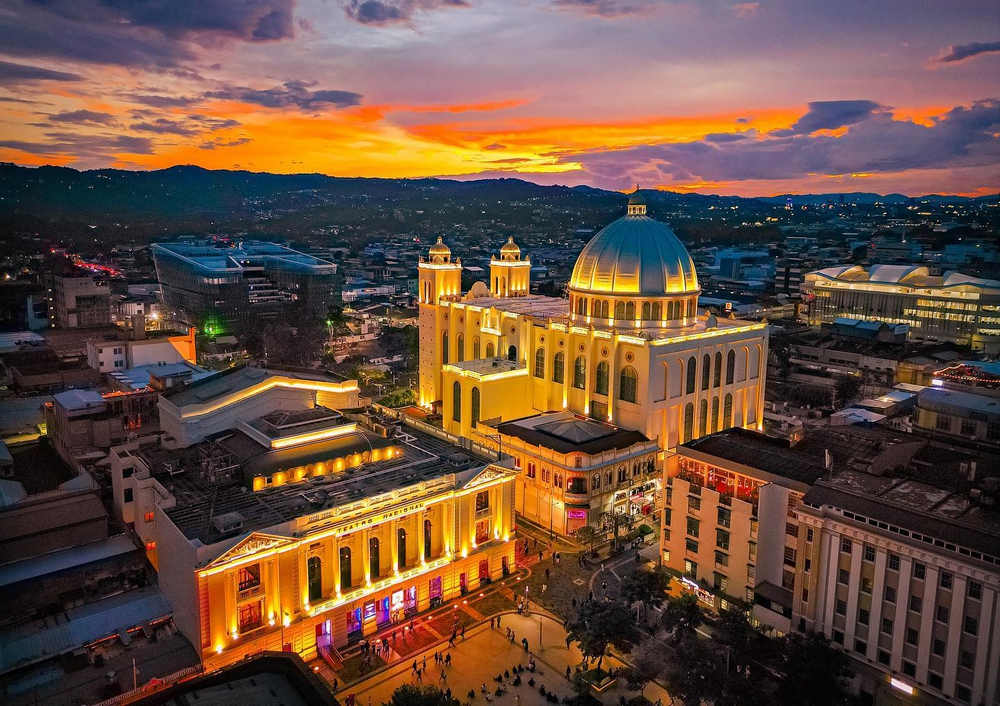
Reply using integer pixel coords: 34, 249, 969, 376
341, 0, 470, 27
205, 81, 362, 109
0, 60, 83, 85
128, 115, 242, 135
47, 110, 117, 125
934, 41, 1000, 64
567, 100, 1000, 188
0, 1, 295, 69
773, 100, 883, 136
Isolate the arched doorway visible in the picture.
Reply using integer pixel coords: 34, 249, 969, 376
507, 345, 517, 361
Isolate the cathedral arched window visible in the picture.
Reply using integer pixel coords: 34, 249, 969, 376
473, 336, 481, 359
486, 341, 495, 358
456, 333, 465, 363
471, 387, 481, 427
651, 302, 661, 320
595, 361, 610, 396
701, 353, 710, 391
712, 396, 720, 431
724, 393, 733, 428
553, 352, 565, 383
683, 402, 694, 443
686, 356, 697, 395
535, 348, 545, 378
699, 399, 708, 437
726, 349, 736, 385
714, 351, 722, 387
642, 302, 651, 320
615, 302, 626, 320
508, 345, 517, 362
619, 366, 638, 403
442, 331, 449, 365
573, 356, 587, 389
625, 302, 635, 320
452, 381, 461, 422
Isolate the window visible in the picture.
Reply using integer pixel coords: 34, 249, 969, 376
857, 607, 869, 625
683, 403, 694, 442
928, 673, 943, 691
861, 576, 873, 594
715, 550, 729, 567
806, 528, 814, 543
526, 463, 536, 479
642, 302, 651, 320
913, 562, 925, 580
785, 521, 798, 538
838, 568, 850, 585
473, 337, 481, 359
864, 545, 876, 562
963, 615, 978, 636
747, 564, 755, 581
145, 540, 156, 551
452, 381, 462, 422
237, 564, 261, 592
713, 573, 728, 593
699, 399, 708, 436
534, 348, 545, 378
881, 617, 893, 634
940, 572, 953, 590
717, 507, 731, 528
968, 581, 982, 600
123, 488, 133, 503
835, 599, 847, 615
714, 351, 722, 387
442, 332, 449, 365
961, 418, 977, 436
456, 333, 465, 362
238, 601, 263, 633
885, 586, 896, 603
960, 649, 975, 669
573, 356, 587, 389
686, 356, 697, 394
553, 352, 565, 383
909, 595, 922, 612
619, 366, 638, 403
936, 605, 949, 623
688, 495, 700, 511
486, 341, 494, 357
932, 639, 946, 657
804, 558, 811, 572
541, 467, 550, 483
471, 387, 481, 426
877, 650, 890, 665
615, 301, 626, 319
684, 559, 697, 578
711, 396, 719, 430
652, 302, 660, 320
840, 537, 852, 554
854, 639, 867, 655
595, 362, 609, 395
935, 414, 950, 431
144, 511, 154, 523
716, 529, 730, 550
701, 354, 710, 390
308, 556, 323, 602
905, 627, 919, 645
553, 472, 563, 489
888, 553, 900, 571
784, 547, 797, 566
726, 349, 736, 384
686, 517, 700, 537
475, 490, 490, 512
122, 467, 133, 479
956, 685, 971, 702
833, 629, 844, 645
618, 467, 627, 483
723, 393, 733, 427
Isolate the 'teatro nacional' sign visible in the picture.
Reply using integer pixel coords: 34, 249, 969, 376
330, 500, 429, 536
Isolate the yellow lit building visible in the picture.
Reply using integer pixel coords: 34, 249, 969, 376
418, 192, 769, 475
110, 366, 517, 669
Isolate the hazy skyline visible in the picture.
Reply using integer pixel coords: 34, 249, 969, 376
1, 0, 997, 196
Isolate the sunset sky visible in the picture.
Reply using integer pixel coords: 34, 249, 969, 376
1, 0, 997, 196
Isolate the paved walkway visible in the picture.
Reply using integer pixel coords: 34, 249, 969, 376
339, 613, 669, 706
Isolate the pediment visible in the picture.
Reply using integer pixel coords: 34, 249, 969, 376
207, 532, 294, 569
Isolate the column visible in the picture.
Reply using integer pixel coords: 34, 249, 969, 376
843, 540, 864, 648
299, 548, 310, 609
420, 511, 429, 563
225, 570, 237, 637
818, 532, 837, 638
865, 549, 889, 662
972, 586, 997, 704
333, 538, 342, 594
265, 559, 276, 622
916, 565, 939, 684
890, 556, 913, 672
390, 519, 399, 573
362, 530, 371, 584
943, 575, 966, 694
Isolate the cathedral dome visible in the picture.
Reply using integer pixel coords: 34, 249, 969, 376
499, 236, 521, 260
569, 200, 699, 297
428, 236, 451, 258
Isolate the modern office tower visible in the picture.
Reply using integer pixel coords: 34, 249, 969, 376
152, 241, 340, 331
801, 265, 1000, 353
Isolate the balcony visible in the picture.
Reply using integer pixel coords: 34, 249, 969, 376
238, 585, 262, 602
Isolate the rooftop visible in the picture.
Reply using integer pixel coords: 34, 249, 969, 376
162, 364, 353, 408
496, 411, 651, 455
153, 240, 337, 274
146, 421, 490, 545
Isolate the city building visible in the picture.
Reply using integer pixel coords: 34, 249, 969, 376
86, 324, 196, 372
109, 366, 517, 669
487, 411, 660, 536
795, 466, 1000, 705
46, 271, 112, 329
152, 241, 341, 330
418, 193, 769, 457
801, 265, 1000, 353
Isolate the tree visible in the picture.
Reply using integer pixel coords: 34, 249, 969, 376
575, 525, 600, 556
658, 593, 704, 643
385, 684, 462, 706
619, 568, 670, 619
622, 645, 668, 696
773, 632, 853, 706
567, 599, 640, 672
661, 638, 724, 706
833, 374, 862, 408
713, 603, 765, 677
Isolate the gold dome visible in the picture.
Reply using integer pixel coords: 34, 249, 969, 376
428, 236, 451, 257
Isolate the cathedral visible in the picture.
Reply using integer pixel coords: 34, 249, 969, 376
418, 192, 769, 456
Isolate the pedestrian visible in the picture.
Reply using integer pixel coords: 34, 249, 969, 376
412, 660, 418, 674
538, 550, 543, 562
522, 637, 529, 652
449, 631, 456, 647
368, 697, 372, 706
461, 626, 466, 640
510, 630, 516, 644
545, 567, 550, 580
600, 562, 605, 573
515, 695, 521, 706
490, 616, 495, 629
496, 615, 502, 628
423, 655, 427, 671
440, 669, 447, 684
542, 583, 547, 593
410, 618, 415, 633
334, 678, 339, 691
392, 630, 397, 644
446, 653, 452, 666
446, 688, 452, 701
566, 665, 571, 680
416, 668, 422, 683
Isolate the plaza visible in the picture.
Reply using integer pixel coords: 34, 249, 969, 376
336, 612, 669, 706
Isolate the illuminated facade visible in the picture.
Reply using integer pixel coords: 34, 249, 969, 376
802, 265, 1000, 353
418, 194, 769, 458
110, 366, 517, 670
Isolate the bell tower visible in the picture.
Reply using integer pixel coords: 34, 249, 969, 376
489, 236, 531, 297
418, 237, 462, 410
